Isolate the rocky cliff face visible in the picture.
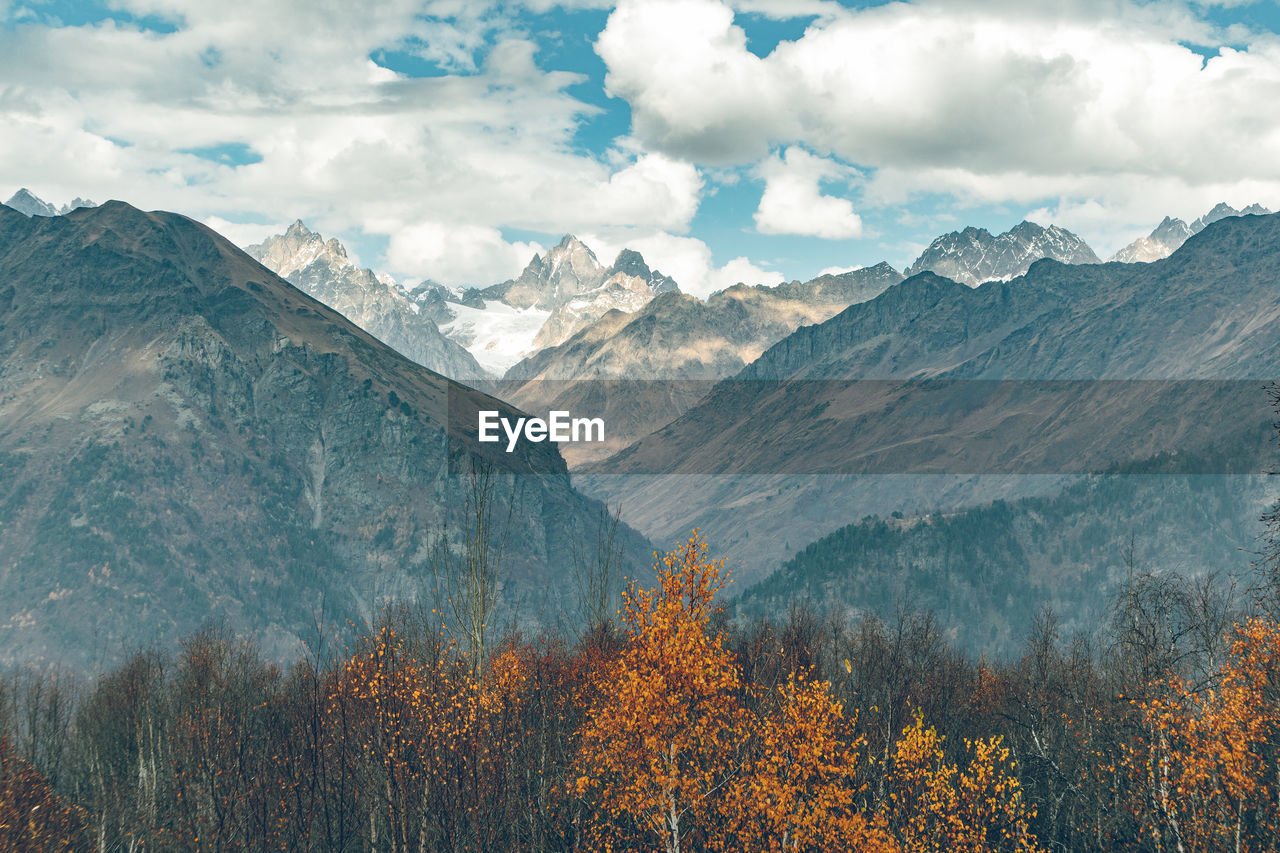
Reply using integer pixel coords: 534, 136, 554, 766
0, 202, 650, 669
246, 222, 485, 381
906, 221, 1099, 286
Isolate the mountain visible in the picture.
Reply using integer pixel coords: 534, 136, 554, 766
246, 221, 485, 381
0, 201, 650, 669
477, 235, 679, 350
499, 263, 903, 464
4, 188, 96, 217
578, 212, 1280, 586
1110, 216, 1193, 263
1191, 202, 1271, 234
1110, 202, 1273, 263
905, 221, 1099, 286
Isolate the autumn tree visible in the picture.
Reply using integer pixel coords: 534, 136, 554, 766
729, 672, 897, 852
1124, 618, 1280, 852
574, 532, 747, 853
878, 711, 1043, 853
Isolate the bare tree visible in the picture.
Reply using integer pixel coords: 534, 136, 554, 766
572, 502, 624, 636
431, 461, 514, 671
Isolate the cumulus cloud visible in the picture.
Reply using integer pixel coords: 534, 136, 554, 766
754, 147, 862, 239
388, 222, 543, 288
202, 216, 291, 249
598, 0, 1280, 217
582, 230, 784, 298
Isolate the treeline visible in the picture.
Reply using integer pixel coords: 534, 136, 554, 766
1, 531, 1279, 851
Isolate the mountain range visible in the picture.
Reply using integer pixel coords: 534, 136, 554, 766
3, 188, 96, 218
579, 211, 1280, 593
1110, 202, 1273, 263
499, 263, 904, 463
5, 187, 1278, 666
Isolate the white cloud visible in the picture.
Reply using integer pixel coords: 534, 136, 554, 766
598, 0, 1280, 210
581, 229, 783, 298
387, 222, 543, 288
754, 147, 862, 239
202, 216, 290, 249
729, 0, 845, 18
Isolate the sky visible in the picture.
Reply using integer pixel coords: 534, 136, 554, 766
3, 0, 1280, 297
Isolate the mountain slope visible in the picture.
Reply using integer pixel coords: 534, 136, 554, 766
736, 460, 1269, 656
906, 221, 1099, 286
246, 221, 484, 381
0, 202, 649, 669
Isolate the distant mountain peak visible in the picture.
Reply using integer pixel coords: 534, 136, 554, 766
1111, 202, 1273, 263
247, 219, 354, 279
907, 220, 1099, 287
610, 247, 651, 279
3, 188, 97, 217
245, 221, 484, 380
1191, 201, 1272, 235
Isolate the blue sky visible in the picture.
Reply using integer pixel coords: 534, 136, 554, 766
4, 0, 1280, 295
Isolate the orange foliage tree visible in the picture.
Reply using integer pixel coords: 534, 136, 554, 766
882, 712, 1042, 853
574, 532, 747, 852
729, 672, 899, 851
1125, 618, 1280, 852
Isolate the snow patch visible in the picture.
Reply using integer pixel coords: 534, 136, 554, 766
440, 300, 551, 375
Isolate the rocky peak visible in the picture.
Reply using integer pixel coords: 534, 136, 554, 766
1149, 216, 1192, 245
1191, 202, 1273, 234
501, 234, 606, 311
283, 219, 315, 241
247, 220, 354, 279
907, 220, 1098, 287
4, 188, 97, 217
609, 248, 651, 279
1191, 203, 1241, 234
1111, 203, 1272, 264
604, 248, 679, 295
